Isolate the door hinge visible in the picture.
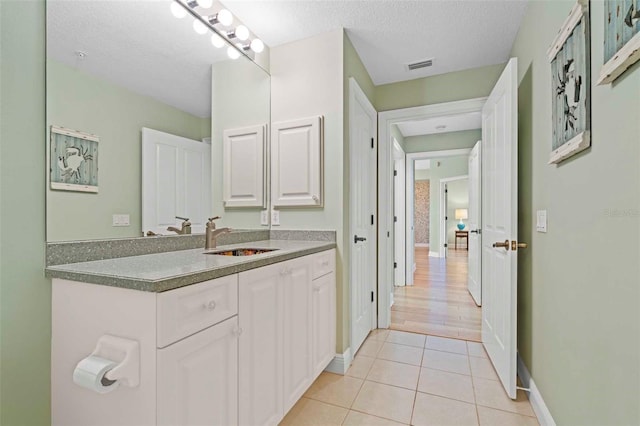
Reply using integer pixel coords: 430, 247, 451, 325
445, 216, 448, 220
393, 170, 397, 176
394, 216, 397, 223
394, 262, 397, 269
444, 243, 448, 248
371, 291, 374, 302
445, 189, 448, 193
371, 138, 374, 149
371, 214, 374, 225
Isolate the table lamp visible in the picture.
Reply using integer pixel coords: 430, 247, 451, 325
455, 209, 468, 230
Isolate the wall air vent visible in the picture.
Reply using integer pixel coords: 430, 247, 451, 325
406, 58, 434, 71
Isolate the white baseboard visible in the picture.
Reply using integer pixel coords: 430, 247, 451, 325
324, 347, 352, 375
517, 353, 556, 426
415, 243, 429, 247
429, 251, 440, 258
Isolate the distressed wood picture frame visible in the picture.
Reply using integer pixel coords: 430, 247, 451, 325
547, 0, 591, 164
598, 0, 640, 84
50, 126, 99, 193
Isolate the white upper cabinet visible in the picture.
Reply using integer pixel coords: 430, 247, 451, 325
222, 124, 267, 208
271, 116, 323, 207
142, 128, 211, 234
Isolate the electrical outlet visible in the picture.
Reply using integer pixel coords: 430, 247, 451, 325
271, 209, 280, 226
260, 210, 269, 226
112, 214, 130, 227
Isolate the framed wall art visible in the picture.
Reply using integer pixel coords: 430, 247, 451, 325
598, 0, 640, 84
547, 0, 591, 164
50, 126, 99, 192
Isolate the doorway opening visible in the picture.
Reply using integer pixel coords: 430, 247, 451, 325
392, 147, 481, 341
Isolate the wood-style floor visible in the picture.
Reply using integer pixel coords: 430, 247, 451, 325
390, 247, 481, 342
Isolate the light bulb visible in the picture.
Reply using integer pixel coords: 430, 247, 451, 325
227, 46, 240, 60
170, 1, 187, 18
197, 0, 213, 8
235, 25, 249, 41
193, 19, 208, 35
250, 38, 265, 53
210, 33, 225, 48
217, 9, 233, 26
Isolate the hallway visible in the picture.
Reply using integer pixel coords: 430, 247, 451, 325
391, 247, 481, 341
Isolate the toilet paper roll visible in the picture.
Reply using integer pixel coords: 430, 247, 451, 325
73, 355, 120, 394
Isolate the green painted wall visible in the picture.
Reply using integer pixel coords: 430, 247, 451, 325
404, 129, 481, 153
390, 124, 406, 152
511, 1, 640, 424
47, 59, 211, 241
0, 1, 51, 425
375, 63, 505, 111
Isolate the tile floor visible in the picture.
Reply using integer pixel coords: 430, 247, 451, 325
280, 330, 538, 426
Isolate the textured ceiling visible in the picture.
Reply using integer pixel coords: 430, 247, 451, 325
48, 1, 528, 118
47, 0, 243, 118
397, 111, 482, 137
221, 0, 528, 85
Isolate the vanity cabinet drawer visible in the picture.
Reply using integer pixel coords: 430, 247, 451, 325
311, 249, 335, 280
157, 275, 238, 348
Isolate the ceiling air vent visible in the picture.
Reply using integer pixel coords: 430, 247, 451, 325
406, 58, 434, 71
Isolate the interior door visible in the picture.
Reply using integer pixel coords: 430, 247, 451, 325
443, 183, 449, 258
393, 150, 406, 287
468, 141, 482, 306
141, 128, 211, 234
349, 78, 377, 355
481, 58, 519, 399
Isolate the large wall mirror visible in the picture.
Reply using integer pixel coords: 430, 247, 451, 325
46, 0, 270, 242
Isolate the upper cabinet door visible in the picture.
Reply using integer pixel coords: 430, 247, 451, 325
222, 125, 267, 208
142, 128, 211, 234
272, 116, 323, 207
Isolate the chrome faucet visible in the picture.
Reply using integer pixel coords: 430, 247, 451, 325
167, 216, 191, 235
205, 216, 231, 249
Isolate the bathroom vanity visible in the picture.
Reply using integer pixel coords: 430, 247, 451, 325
47, 240, 336, 426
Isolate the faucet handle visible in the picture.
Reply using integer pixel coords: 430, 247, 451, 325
176, 216, 190, 223
208, 216, 221, 222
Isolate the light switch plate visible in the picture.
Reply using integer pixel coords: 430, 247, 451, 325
271, 209, 280, 226
536, 210, 547, 232
112, 214, 130, 227
260, 210, 269, 226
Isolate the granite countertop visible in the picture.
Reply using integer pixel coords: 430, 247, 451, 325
45, 240, 336, 292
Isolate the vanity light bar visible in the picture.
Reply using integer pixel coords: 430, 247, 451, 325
171, 0, 264, 58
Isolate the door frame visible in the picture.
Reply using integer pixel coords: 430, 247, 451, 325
349, 77, 378, 353
392, 139, 406, 288
378, 98, 486, 328
439, 174, 469, 258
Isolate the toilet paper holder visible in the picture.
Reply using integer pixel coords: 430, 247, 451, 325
78, 334, 140, 389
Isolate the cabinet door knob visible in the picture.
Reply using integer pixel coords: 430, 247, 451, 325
312, 195, 319, 203
204, 300, 216, 311
321, 260, 329, 266
233, 327, 243, 337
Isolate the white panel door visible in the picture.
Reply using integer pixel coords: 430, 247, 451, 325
349, 78, 377, 356
157, 316, 238, 426
468, 141, 482, 306
239, 263, 284, 426
282, 257, 313, 414
223, 125, 266, 208
272, 116, 323, 207
142, 128, 211, 234
312, 271, 336, 378
481, 58, 519, 399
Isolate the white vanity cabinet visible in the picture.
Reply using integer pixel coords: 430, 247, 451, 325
238, 249, 336, 426
51, 248, 335, 426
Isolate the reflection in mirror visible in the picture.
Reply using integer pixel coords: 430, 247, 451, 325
46, 0, 270, 242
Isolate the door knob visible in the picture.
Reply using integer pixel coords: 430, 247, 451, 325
511, 241, 528, 251
492, 240, 510, 250
470, 229, 481, 234
354, 235, 367, 244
